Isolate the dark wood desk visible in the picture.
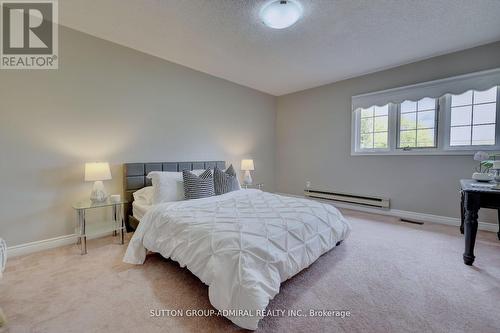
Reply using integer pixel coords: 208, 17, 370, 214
460, 179, 500, 265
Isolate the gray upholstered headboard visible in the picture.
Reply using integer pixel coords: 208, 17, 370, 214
123, 161, 226, 230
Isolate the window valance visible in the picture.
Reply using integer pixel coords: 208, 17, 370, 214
351, 68, 500, 111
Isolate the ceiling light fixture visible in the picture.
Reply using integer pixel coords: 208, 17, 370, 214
260, 0, 303, 29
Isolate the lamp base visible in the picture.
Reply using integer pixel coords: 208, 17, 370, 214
243, 170, 253, 185
90, 180, 108, 202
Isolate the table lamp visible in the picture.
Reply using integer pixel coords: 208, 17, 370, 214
241, 159, 255, 185
85, 162, 112, 202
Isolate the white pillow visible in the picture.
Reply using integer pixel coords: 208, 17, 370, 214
132, 186, 154, 205
147, 171, 184, 204
147, 169, 215, 204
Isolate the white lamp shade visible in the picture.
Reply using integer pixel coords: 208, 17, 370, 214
241, 159, 255, 171
85, 162, 112, 182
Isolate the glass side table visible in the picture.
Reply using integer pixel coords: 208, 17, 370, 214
241, 183, 264, 190
72, 199, 127, 255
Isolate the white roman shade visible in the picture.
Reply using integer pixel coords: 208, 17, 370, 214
352, 68, 500, 111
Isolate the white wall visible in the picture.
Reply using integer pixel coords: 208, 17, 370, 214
0, 26, 276, 247
276, 42, 500, 224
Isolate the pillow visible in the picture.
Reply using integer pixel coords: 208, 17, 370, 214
225, 165, 241, 189
214, 165, 241, 195
132, 186, 154, 205
147, 171, 184, 204
183, 169, 215, 200
192, 169, 212, 176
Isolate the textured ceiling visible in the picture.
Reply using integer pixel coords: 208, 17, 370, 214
59, 0, 500, 96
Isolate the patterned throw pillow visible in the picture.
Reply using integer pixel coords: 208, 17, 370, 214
182, 169, 215, 200
214, 165, 241, 195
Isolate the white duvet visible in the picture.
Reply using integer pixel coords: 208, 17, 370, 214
124, 189, 350, 330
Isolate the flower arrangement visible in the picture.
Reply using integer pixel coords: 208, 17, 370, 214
473, 151, 500, 173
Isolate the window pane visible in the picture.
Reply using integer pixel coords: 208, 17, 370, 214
400, 112, 416, 130
451, 90, 473, 107
374, 105, 389, 116
374, 116, 388, 132
417, 110, 435, 129
474, 87, 497, 104
374, 132, 388, 148
400, 130, 416, 147
401, 100, 416, 113
450, 105, 472, 126
450, 126, 471, 146
418, 97, 435, 111
360, 108, 373, 118
473, 103, 496, 125
472, 124, 495, 146
417, 129, 435, 147
360, 133, 373, 149
361, 117, 373, 133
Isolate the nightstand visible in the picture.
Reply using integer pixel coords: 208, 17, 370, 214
241, 183, 264, 190
72, 199, 127, 255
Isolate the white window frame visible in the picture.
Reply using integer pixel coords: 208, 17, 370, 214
396, 98, 439, 150
351, 69, 500, 156
442, 88, 500, 151
352, 104, 395, 154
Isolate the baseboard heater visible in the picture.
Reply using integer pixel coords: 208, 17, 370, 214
304, 189, 390, 209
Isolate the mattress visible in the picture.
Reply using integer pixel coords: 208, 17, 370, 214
124, 189, 350, 330
132, 201, 151, 221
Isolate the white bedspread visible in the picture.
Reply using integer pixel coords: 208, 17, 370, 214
124, 189, 350, 330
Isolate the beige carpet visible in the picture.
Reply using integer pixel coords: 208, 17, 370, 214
1, 209, 499, 333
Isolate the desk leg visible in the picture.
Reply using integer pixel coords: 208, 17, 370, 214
460, 191, 464, 234
112, 205, 117, 237
463, 192, 479, 265
497, 209, 500, 241
120, 204, 124, 245
78, 209, 87, 255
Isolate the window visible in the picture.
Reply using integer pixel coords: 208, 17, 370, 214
359, 105, 389, 149
351, 69, 500, 155
449, 87, 497, 147
398, 98, 437, 149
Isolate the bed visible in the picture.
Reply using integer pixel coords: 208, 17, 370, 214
132, 201, 150, 221
123, 161, 227, 230
123, 162, 351, 330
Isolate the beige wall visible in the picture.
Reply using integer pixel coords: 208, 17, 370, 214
276, 42, 500, 224
2, 25, 499, 248
0, 26, 276, 246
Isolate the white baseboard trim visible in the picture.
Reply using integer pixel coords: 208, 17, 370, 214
276, 192, 498, 233
8, 234, 77, 258
7, 194, 498, 258
7, 231, 114, 258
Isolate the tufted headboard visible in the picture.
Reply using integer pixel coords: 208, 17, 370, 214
123, 161, 226, 230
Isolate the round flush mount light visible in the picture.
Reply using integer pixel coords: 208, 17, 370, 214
260, 0, 303, 29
